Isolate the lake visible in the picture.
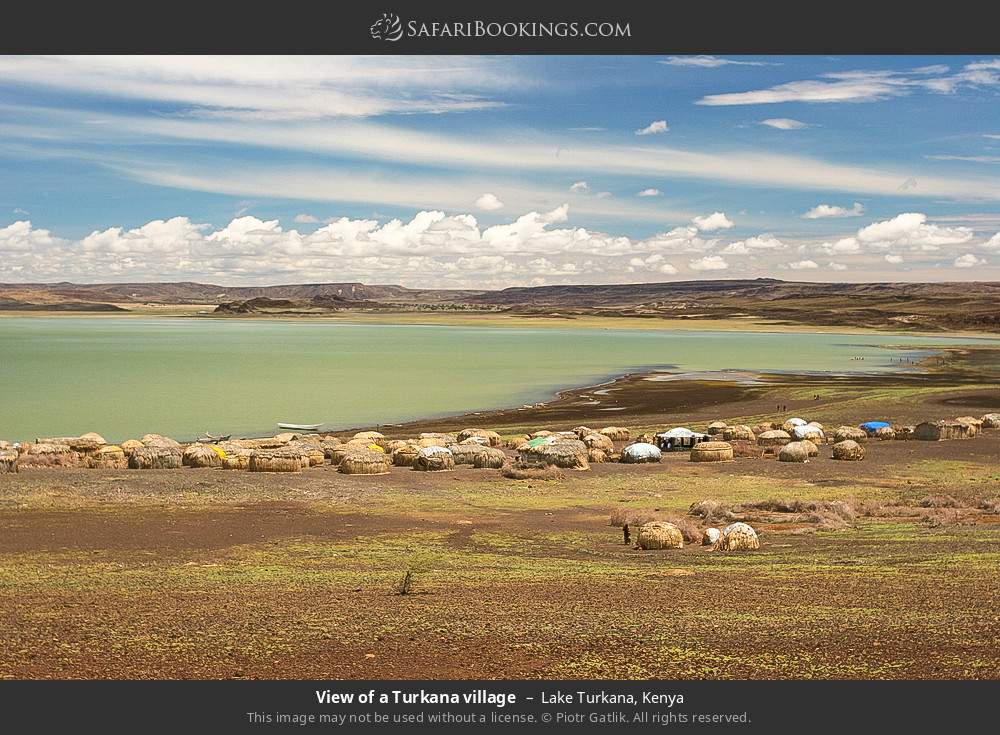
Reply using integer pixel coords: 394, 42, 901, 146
0, 317, 989, 441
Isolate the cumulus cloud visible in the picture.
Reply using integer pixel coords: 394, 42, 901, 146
635, 120, 669, 136
294, 213, 320, 224
474, 193, 504, 211
691, 212, 734, 231
569, 181, 590, 193
984, 232, 1000, 250
803, 203, 865, 219
854, 212, 973, 251
627, 253, 679, 275
723, 234, 785, 253
689, 255, 729, 271
828, 262, 848, 271
637, 188, 662, 197
787, 259, 819, 270
884, 254, 904, 264
761, 118, 808, 130
954, 253, 986, 268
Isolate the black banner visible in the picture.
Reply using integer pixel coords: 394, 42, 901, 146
1, 1, 998, 54
1, 680, 997, 732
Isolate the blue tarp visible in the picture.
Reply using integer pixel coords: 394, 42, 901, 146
859, 421, 891, 431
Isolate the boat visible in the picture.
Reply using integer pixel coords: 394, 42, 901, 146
197, 433, 231, 443
277, 423, 322, 432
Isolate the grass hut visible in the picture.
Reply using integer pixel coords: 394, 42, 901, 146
457, 428, 502, 447
874, 426, 896, 441
832, 440, 865, 461
619, 442, 662, 464
715, 522, 760, 551
473, 447, 507, 469
636, 521, 684, 550
129, 446, 182, 470
833, 426, 867, 443
521, 441, 589, 470
781, 418, 808, 433
582, 433, 614, 452
1, 449, 18, 473
183, 444, 224, 468
599, 426, 630, 441
449, 443, 489, 466
981, 413, 1000, 429
87, 445, 127, 470
286, 441, 326, 467
339, 449, 391, 475
914, 420, 967, 441
587, 448, 611, 463
955, 417, 983, 437
892, 424, 915, 440
778, 441, 812, 463
529, 430, 553, 439
120, 439, 143, 456
141, 434, 182, 451
792, 425, 825, 443
757, 429, 791, 448
391, 444, 421, 467
219, 445, 252, 470
418, 433, 457, 448
703, 527, 721, 546
722, 425, 755, 442
18, 443, 79, 468
690, 441, 734, 462
572, 426, 594, 440
412, 446, 455, 472
248, 449, 302, 473
706, 421, 728, 436
353, 431, 387, 447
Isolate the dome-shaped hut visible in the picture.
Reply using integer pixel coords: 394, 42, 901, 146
412, 446, 455, 472
690, 441, 734, 462
87, 445, 128, 470
619, 442, 662, 464
129, 446, 182, 470
473, 447, 507, 469
832, 439, 865, 460
636, 521, 684, 550
599, 426, 630, 441
715, 522, 760, 551
757, 429, 791, 447
183, 444, 224, 469
338, 449, 391, 475
778, 441, 812, 462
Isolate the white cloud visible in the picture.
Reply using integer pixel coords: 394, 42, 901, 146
697, 62, 1000, 107
828, 262, 848, 271
569, 181, 590, 193
689, 255, 729, 271
474, 193, 504, 211
985, 232, 1000, 250
660, 56, 769, 68
724, 233, 785, 253
761, 118, 808, 130
954, 253, 986, 268
884, 254, 904, 264
628, 253, 678, 275
691, 211, 734, 231
803, 202, 865, 219
594, 191, 613, 199
855, 212, 973, 251
787, 259, 819, 270
294, 213, 320, 224
637, 188, 661, 197
635, 120, 669, 136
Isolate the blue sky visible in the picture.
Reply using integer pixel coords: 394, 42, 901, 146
1, 55, 999, 286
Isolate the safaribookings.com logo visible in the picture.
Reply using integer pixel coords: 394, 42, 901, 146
370, 13, 631, 42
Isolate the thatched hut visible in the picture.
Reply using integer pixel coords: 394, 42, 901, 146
129, 446, 182, 470
352, 431, 387, 447
448, 443, 489, 466
778, 441, 812, 463
520, 440, 589, 470
219, 444, 252, 470
636, 521, 684, 550
587, 448, 611, 463
690, 441, 734, 463
412, 446, 455, 472
914, 420, 968, 441
141, 434, 182, 451
391, 444, 421, 467
1, 449, 18, 473
702, 527, 721, 546
706, 421, 728, 436
247, 449, 302, 473
473, 447, 507, 469
833, 426, 867, 443
753, 422, 776, 436
781, 418, 808, 433
572, 426, 594, 440
619, 442, 662, 464
955, 417, 983, 437
182, 444, 223, 468
874, 426, 896, 441
457, 428, 502, 447
17, 443, 79, 468
757, 429, 791, 447
715, 522, 760, 551
801, 439, 820, 457
285, 441, 326, 467
599, 426, 630, 441
119, 439, 143, 455
981, 413, 1000, 429
87, 445, 128, 470
722, 425, 755, 442
338, 449, 391, 475
832, 440, 865, 461
582, 433, 614, 452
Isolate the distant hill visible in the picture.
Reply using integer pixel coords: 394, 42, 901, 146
3, 278, 999, 332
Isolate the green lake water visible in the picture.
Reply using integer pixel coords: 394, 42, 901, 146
0, 317, 991, 442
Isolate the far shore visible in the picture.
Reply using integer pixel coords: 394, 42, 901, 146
3, 305, 999, 340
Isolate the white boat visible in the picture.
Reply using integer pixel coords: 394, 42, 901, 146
277, 423, 322, 432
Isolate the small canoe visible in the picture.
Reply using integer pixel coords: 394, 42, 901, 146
198, 433, 231, 443
278, 423, 322, 432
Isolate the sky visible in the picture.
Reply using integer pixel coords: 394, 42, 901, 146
1, 54, 999, 288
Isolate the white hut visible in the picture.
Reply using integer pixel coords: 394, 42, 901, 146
655, 427, 708, 451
